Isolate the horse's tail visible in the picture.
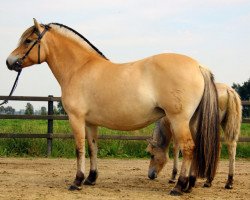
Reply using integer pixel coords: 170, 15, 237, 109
223, 86, 242, 142
193, 66, 220, 180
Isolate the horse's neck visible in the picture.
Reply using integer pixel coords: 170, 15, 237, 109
153, 121, 168, 150
45, 33, 103, 87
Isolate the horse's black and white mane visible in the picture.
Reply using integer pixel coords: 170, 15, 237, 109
48, 23, 108, 60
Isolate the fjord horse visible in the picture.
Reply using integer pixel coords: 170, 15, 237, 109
6, 19, 220, 195
147, 83, 241, 191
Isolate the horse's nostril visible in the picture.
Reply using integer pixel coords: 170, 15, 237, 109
148, 170, 157, 180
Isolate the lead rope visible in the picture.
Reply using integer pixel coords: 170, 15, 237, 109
0, 70, 22, 106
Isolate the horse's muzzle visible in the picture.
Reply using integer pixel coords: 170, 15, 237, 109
148, 169, 157, 180
6, 59, 22, 72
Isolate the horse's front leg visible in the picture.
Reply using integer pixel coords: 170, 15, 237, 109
84, 125, 99, 185
68, 115, 86, 191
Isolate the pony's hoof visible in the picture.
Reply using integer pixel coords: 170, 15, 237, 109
170, 188, 182, 196
68, 185, 82, 191
183, 187, 193, 193
83, 179, 96, 186
225, 183, 233, 189
203, 182, 212, 188
83, 170, 98, 185
168, 179, 176, 184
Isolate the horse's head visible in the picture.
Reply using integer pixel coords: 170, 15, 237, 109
146, 138, 167, 180
6, 19, 49, 72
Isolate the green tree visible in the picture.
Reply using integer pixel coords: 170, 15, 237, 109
40, 106, 47, 115
0, 106, 5, 114
5, 106, 15, 115
25, 103, 34, 115
57, 101, 66, 115
232, 78, 250, 117
53, 105, 59, 115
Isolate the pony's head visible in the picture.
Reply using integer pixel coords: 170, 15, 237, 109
6, 19, 49, 72
146, 137, 168, 180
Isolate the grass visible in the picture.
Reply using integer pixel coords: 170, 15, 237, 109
0, 119, 249, 158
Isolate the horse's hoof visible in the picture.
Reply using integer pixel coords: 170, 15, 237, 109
68, 185, 82, 191
170, 188, 182, 196
225, 184, 233, 189
203, 182, 212, 188
168, 179, 176, 184
83, 179, 96, 186
183, 187, 193, 193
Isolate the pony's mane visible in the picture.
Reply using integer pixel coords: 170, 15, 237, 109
19, 23, 108, 60
49, 23, 107, 60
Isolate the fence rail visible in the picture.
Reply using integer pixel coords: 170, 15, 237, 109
0, 95, 249, 156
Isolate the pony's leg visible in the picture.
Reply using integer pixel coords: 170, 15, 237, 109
184, 159, 197, 193
68, 115, 86, 191
169, 139, 179, 184
170, 120, 194, 196
84, 125, 99, 185
225, 141, 237, 189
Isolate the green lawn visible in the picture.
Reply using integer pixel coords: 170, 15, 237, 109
0, 119, 249, 158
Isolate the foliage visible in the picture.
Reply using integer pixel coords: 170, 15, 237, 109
0, 120, 249, 158
25, 103, 34, 115
232, 78, 250, 117
0, 106, 15, 114
40, 106, 47, 115
57, 101, 66, 115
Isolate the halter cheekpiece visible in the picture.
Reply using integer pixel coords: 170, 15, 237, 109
0, 24, 50, 106
10, 24, 50, 72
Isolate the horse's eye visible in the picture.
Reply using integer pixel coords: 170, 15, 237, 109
24, 39, 32, 44
150, 155, 155, 159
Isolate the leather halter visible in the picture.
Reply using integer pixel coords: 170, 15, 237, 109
10, 24, 50, 72
0, 25, 50, 106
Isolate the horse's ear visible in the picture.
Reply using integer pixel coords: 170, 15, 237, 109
33, 18, 42, 33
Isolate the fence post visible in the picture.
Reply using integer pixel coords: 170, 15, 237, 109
47, 95, 54, 157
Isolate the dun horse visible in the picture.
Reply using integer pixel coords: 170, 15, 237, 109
147, 83, 241, 191
6, 19, 220, 195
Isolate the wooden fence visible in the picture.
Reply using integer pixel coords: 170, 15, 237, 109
0, 95, 249, 156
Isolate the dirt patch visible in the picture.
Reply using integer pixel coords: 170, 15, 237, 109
0, 158, 249, 200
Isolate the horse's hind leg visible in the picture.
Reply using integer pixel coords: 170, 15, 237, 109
225, 140, 237, 189
169, 138, 179, 184
169, 119, 194, 196
84, 125, 99, 185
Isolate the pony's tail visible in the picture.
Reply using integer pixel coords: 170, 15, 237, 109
223, 87, 242, 142
193, 66, 220, 180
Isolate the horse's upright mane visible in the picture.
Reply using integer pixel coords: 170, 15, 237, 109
48, 22, 108, 60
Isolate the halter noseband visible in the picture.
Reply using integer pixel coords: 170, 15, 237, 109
11, 24, 50, 72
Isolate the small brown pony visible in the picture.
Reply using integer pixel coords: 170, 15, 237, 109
147, 83, 242, 191
6, 19, 220, 196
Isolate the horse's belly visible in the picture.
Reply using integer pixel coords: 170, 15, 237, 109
86, 105, 165, 131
